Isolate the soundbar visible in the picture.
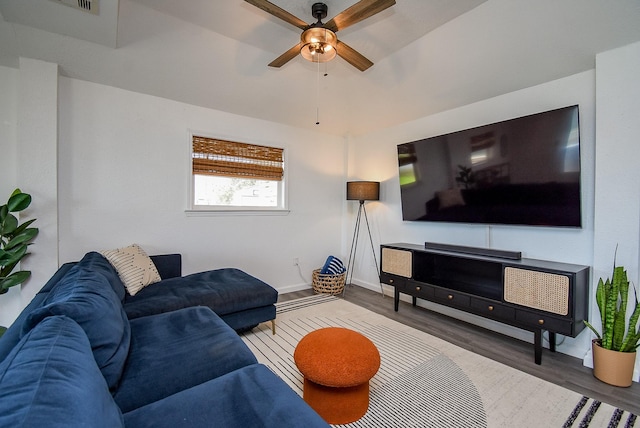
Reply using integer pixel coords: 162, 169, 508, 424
424, 242, 522, 260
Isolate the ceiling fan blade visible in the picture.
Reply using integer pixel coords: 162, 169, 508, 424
244, 0, 308, 30
268, 44, 301, 68
337, 40, 373, 72
325, 0, 396, 32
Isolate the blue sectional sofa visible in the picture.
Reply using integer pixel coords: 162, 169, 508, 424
32, 251, 279, 333
0, 252, 328, 427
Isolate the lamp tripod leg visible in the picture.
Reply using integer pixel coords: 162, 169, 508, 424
345, 202, 363, 295
361, 204, 384, 297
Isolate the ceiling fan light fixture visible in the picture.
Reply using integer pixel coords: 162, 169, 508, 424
300, 27, 337, 63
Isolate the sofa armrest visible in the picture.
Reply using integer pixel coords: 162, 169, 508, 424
150, 254, 182, 280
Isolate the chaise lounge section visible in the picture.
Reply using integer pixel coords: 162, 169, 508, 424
38, 249, 279, 334
124, 262, 278, 333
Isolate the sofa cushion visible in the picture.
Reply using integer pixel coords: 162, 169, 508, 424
0, 293, 48, 363
123, 364, 330, 428
77, 251, 127, 301
101, 244, 161, 296
114, 306, 258, 412
149, 254, 182, 280
36, 262, 75, 294
1, 252, 125, 364
0, 316, 124, 428
124, 268, 278, 319
23, 267, 131, 391
220, 304, 276, 332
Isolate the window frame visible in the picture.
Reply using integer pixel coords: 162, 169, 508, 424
186, 131, 289, 214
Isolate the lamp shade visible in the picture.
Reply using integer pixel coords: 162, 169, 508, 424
346, 181, 380, 201
300, 27, 337, 63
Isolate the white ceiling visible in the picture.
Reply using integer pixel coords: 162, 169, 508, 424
128, 0, 487, 65
1, 0, 640, 136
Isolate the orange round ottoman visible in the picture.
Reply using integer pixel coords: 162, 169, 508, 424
293, 327, 380, 424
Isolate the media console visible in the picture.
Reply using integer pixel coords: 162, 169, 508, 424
380, 243, 589, 364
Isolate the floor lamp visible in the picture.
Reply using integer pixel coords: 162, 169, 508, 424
345, 181, 384, 296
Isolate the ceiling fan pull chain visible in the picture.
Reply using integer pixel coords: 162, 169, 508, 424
316, 59, 320, 125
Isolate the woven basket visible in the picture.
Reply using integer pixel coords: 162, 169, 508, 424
312, 269, 346, 295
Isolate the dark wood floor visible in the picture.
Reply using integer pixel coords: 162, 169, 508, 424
280, 285, 640, 415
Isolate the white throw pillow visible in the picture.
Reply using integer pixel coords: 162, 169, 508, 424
101, 244, 161, 296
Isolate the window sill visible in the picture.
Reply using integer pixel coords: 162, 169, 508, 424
185, 209, 290, 217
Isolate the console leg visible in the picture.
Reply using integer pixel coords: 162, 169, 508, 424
534, 329, 542, 365
394, 288, 400, 312
412, 296, 417, 307
549, 332, 556, 353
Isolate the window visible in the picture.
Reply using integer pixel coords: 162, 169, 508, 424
398, 143, 418, 186
190, 135, 286, 211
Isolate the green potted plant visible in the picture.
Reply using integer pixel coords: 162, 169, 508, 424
455, 165, 476, 189
1, 189, 39, 335
584, 256, 640, 387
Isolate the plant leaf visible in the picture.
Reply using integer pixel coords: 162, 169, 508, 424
620, 298, 640, 352
595, 277, 606, 329
0, 190, 37, 290
583, 320, 602, 340
3, 228, 38, 250
7, 191, 31, 212
0, 213, 18, 235
12, 219, 37, 236
0, 270, 31, 292
0, 245, 28, 274
611, 267, 628, 350
603, 277, 617, 349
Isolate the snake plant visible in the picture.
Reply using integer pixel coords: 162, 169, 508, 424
0, 189, 39, 294
584, 260, 640, 352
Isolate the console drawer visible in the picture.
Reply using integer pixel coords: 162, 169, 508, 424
470, 298, 515, 320
403, 281, 433, 300
515, 310, 572, 334
380, 273, 405, 287
433, 288, 470, 307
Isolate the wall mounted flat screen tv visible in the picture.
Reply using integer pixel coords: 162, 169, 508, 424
397, 105, 581, 227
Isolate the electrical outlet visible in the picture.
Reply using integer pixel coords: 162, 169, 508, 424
293, 257, 300, 266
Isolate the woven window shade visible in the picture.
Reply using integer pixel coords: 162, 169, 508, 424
192, 136, 284, 181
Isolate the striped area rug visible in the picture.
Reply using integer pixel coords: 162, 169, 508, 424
241, 295, 637, 428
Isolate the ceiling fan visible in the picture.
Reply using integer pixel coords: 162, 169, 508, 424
245, 0, 396, 72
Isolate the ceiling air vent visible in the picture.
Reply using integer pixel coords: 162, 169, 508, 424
49, 0, 99, 16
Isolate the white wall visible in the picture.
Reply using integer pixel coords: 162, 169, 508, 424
0, 63, 347, 327
56, 77, 346, 292
0, 66, 17, 190
348, 70, 597, 359
17, 58, 59, 307
592, 40, 640, 380
0, 65, 20, 328
0, 60, 59, 328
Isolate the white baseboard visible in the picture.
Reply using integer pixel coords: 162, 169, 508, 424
276, 282, 313, 295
